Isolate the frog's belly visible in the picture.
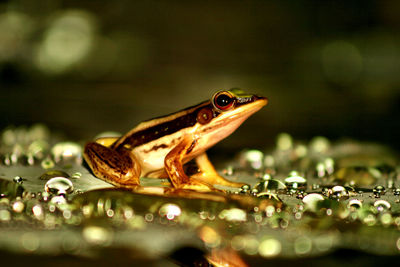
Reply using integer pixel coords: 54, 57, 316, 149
132, 132, 185, 177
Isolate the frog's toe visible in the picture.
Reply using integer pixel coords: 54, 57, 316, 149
178, 178, 222, 193
190, 172, 245, 188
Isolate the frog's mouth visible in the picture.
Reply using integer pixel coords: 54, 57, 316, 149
196, 96, 268, 145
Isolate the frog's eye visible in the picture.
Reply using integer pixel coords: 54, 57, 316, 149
197, 107, 213, 124
212, 91, 235, 111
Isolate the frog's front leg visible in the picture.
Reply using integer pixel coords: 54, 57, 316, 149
164, 136, 216, 192
191, 153, 245, 188
84, 142, 141, 188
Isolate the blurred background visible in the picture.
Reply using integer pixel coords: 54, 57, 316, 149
0, 0, 399, 151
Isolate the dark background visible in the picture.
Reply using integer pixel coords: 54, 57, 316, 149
1, 0, 399, 150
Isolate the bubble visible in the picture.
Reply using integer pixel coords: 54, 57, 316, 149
302, 193, 325, 212
259, 238, 281, 257
45, 177, 74, 195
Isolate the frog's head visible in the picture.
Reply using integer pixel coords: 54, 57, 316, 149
192, 88, 268, 151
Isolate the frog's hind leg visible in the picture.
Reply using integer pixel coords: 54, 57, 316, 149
164, 136, 217, 192
191, 153, 245, 188
83, 142, 141, 188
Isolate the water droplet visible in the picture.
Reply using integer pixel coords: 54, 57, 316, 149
223, 166, 234, 176
263, 155, 275, 168
28, 139, 49, 159
294, 236, 312, 255
199, 226, 221, 248
309, 136, 330, 154
13, 176, 23, 184
51, 142, 82, 164
41, 157, 55, 169
373, 199, 391, 212
39, 170, 70, 180
82, 226, 113, 245
347, 199, 363, 210
284, 172, 307, 191
51, 195, 67, 205
259, 238, 281, 257
334, 166, 378, 186
45, 177, 74, 195
256, 176, 286, 193
159, 203, 181, 220
0, 209, 11, 221
32, 204, 44, 219
302, 193, 325, 212
242, 150, 264, 169
325, 158, 335, 175
219, 208, 247, 222
394, 188, 400, 196
330, 185, 349, 200
316, 163, 326, 178
373, 185, 386, 197
12, 200, 25, 213
0, 178, 24, 199
239, 184, 251, 194
276, 133, 293, 150
71, 172, 82, 179
21, 232, 40, 252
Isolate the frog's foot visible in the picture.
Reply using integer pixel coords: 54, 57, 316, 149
84, 142, 141, 188
190, 172, 245, 188
178, 178, 219, 192
193, 153, 246, 188
164, 136, 222, 193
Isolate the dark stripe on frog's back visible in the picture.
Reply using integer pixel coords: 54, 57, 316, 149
113, 101, 213, 150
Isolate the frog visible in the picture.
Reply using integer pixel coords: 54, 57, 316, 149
83, 89, 268, 192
